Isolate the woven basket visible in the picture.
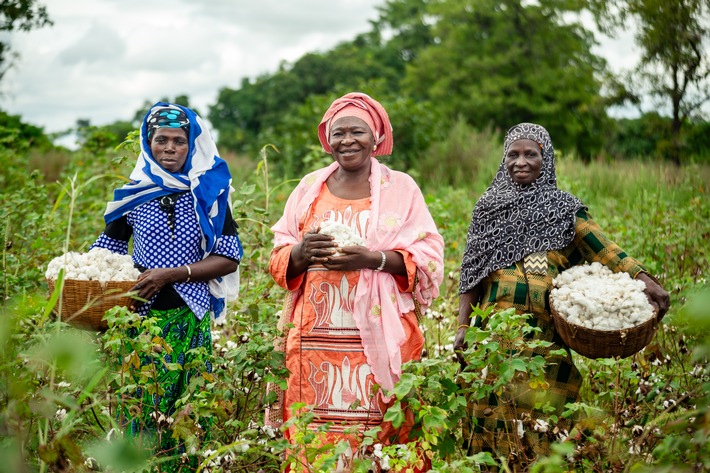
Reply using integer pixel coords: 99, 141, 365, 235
550, 300, 658, 359
47, 278, 137, 331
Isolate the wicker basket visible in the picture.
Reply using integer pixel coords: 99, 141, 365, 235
550, 300, 658, 359
47, 278, 138, 331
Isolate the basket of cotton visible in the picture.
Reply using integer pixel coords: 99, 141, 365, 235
549, 262, 658, 359
319, 220, 365, 255
45, 248, 141, 330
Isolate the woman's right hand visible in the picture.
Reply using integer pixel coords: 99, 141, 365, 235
297, 230, 337, 264
287, 231, 337, 279
455, 287, 481, 369
453, 327, 468, 367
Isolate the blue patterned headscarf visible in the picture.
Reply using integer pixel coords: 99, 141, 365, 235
459, 123, 585, 293
145, 107, 190, 139
103, 102, 237, 318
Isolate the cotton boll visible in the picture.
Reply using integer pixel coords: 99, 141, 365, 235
46, 251, 137, 282
319, 220, 365, 252
551, 263, 657, 331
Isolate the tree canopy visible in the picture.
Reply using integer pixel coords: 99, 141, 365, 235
209, 0, 614, 175
0, 0, 51, 82
589, 0, 710, 163
400, 0, 608, 158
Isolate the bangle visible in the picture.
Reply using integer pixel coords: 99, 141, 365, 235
375, 251, 386, 272
184, 265, 192, 282
457, 324, 470, 331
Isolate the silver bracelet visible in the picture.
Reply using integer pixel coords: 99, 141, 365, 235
375, 251, 386, 272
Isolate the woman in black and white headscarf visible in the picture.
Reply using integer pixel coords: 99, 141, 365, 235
453, 123, 669, 467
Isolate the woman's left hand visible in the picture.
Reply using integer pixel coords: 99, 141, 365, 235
322, 246, 378, 272
131, 268, 178, 302
636, 272, 670, 320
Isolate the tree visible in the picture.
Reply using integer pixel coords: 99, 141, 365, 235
401, 0, 609, 159
0, 0, 52, 82
589, 0, 710, 164
208, 32, 408, 154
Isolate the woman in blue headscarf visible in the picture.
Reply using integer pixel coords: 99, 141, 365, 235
91, 102, 243, 456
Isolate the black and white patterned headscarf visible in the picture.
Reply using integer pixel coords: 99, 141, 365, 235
459, 123, 585, 294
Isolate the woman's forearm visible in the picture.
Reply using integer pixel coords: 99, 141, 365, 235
458, 285, 482, 326
287, 243, 310, 281
180, 254, 238, 282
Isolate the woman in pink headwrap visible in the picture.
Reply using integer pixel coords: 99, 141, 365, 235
269, 92, 444, 471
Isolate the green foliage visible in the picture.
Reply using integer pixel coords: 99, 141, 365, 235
1, 117, 709, 471
402, 0, 608, 160
414, 118, 501, 189
209, 32, 402, 156
206, 0, 627, 177
588, 0, 710, 164
0, 110, 54, 150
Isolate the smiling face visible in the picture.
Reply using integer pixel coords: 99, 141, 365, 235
150, 127, 189, 173
504, 139, 543, 186
328, 116, 375, 172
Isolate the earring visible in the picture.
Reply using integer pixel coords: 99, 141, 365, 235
373, 144, 377, 151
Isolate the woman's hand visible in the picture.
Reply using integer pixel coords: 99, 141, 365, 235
130, 267, 181, 304
287, 231, 336, 279
323, 245, 377, 272
324, 247, 407, 275
453, 326, 468, 368
297, 231, 337, 264
455, 287, 482, 369
636, 272, 671, 320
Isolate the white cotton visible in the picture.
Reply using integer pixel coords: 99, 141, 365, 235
551, 263, 655, 330
45, 250, 140, 282
319, 220, 365, 254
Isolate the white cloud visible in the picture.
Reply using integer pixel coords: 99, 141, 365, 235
0, 0, 382, 133
58, 22, 126, 66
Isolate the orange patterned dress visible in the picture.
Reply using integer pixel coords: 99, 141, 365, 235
269, 185, 424, 450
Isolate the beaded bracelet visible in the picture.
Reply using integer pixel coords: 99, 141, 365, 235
375, 251, 387, 272
184, 265, 192, 282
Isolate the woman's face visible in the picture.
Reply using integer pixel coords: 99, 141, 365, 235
328, 116, 375, 172
505, 139, 543, 186
150, 127, 189, 173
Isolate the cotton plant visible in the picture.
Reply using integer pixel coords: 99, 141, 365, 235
551, 262, 655, 330
318, 220, 365, 254
45, 248, 140, 282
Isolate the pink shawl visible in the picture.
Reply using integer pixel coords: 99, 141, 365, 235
271, 158, 444, 391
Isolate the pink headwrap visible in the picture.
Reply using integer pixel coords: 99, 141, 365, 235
318, 92, 394, 156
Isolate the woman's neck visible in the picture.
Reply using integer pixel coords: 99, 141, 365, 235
326, 164, 371, 199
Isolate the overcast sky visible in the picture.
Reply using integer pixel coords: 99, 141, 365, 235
0, 0, 639, 142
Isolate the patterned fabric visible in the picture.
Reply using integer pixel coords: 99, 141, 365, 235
271, 158, 444, 391
146, 106, 190, 139
101, 102, 239, 319
464, 209, 648, 461
523, 252, 548, 275
270, 188, 425, 466
318, 92, 394, 156
459, 123, 585, 294
122, 306, 213, 471
91, 193, 242, 319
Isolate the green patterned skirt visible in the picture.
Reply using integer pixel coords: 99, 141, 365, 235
121, 306, 213, 465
